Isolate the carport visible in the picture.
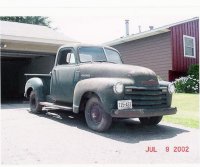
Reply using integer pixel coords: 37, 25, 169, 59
0, 21, 79, 101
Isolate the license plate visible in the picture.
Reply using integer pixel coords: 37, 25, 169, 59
117, 100, 132, 110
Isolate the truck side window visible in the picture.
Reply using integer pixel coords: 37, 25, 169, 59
57, 49, 75, 65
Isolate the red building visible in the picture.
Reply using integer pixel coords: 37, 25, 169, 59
170, 18, 199, 81
106, 17, 199, 81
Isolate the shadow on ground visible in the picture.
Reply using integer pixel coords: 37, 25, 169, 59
31, 109, 189, 144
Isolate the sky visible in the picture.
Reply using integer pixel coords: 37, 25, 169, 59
50, 15, 197, 44
0, 0, 199, 44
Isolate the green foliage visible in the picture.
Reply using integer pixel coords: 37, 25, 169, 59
174, 75, 199, 93
174, 64, 199, 93
188, 64, 199, 80
0, 16, 51, 27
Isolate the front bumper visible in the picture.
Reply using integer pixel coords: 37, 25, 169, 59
111, 107, 177, 118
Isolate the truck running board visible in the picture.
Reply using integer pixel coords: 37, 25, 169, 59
40, 102, 73, 111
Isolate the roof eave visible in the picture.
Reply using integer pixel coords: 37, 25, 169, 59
0, 34, 79, 45
105, 17, 199, 46
105, 28, 170, 46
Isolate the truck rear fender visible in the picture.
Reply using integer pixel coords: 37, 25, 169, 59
24, 77, 45, 101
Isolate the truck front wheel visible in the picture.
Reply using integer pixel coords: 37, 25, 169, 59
85, 96, 112, 132
29, 91, 43, 114
139, 116, 163, 125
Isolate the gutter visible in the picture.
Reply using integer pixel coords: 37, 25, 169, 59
0, 34, 79, 45
105, 17, 199, 46
104, 28, 170, 46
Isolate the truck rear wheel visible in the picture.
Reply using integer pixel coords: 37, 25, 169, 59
139, 116, 163, 125
29, 91, 43, 114
85, 96, 112, 132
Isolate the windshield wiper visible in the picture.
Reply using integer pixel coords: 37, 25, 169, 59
94, 60, 107, 62
81, 60, 116, 64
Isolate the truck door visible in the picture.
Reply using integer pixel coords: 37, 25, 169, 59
50, 47, 79, 104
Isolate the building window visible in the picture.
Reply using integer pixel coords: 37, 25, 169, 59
183, 35, 196, 58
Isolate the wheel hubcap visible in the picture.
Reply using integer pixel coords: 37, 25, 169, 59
90, 104, 102, 124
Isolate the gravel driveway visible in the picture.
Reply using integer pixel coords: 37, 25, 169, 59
1, 103, 199, 164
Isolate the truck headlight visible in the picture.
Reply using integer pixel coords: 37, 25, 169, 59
168, 83, 175, 94
113, 82, 124, 94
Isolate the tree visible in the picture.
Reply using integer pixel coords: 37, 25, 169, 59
0, 16, 51, 28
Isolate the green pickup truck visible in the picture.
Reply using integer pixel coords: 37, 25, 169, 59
24, 44, 177, 132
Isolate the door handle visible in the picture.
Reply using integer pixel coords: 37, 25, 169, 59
74, 71, 80, 82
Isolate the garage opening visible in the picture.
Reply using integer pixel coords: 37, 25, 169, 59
1, 50, 55, 102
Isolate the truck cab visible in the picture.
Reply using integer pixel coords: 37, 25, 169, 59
25, 44, 177, 132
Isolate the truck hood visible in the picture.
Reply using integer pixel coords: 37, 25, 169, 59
79, 63, 158, 86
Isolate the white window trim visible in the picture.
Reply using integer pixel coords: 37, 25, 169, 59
183, 35, 196, 58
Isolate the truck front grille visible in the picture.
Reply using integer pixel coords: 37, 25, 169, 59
124, 86, 168, 109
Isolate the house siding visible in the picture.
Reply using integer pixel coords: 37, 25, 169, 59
112, 32, 172, 81
170, 19, 199, 72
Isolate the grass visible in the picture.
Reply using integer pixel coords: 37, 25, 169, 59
163, 93, 199, 128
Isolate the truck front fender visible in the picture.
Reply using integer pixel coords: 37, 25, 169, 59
73, 78, 134, 113
24, 77, 45, 101
159, 80, 173, 106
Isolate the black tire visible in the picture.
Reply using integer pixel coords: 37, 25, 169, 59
139, 116, 163, 125
29, 91, 43, 114
85, 96, 112, 132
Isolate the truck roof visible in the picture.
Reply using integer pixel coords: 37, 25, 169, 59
58, 43, 118, 52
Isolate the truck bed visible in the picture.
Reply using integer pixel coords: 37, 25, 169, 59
25, 73, 51, 78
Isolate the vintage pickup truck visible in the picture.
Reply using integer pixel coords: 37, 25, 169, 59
24, 44, 177, 132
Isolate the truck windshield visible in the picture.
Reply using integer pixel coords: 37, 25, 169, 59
78, 47, 122, 64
